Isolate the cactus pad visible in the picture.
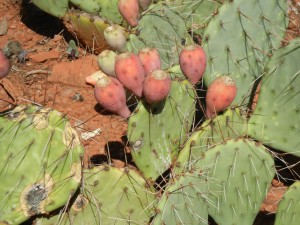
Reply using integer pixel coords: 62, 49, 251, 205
192, 138, 275, 225
0, 104, 83, 224
36, 165, 155, 224
63, 11, 111, 52
275, 181, 300, 225
151, 172, 209, 225
127, 79, 196, 181
248, 38, 300, 157
127, 3, 188, 69
202, 0, 288, 105
176, 108, 248, 172
31, 0, 68, 18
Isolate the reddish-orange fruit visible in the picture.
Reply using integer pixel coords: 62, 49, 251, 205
0, 49, 11, 79
118, 0, 139, 27
94, 74, 131, 118
138, 47, 161, 75
143, 70, 171, 104
179, 44, 206, 84
205, 75, 237, 119
115, 52, 145, 97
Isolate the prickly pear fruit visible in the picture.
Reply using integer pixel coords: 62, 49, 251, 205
97, 50, 118, 77
143, 70, 171, 104
138, 0, 151, 11
205, 75, 237, 119
94, 74, 130, 118
118, 0, 139, 27
0, 49, 11, 79
104, 25, 127, 53
86, 70, 108, 86
179, 44, 206, 84
115, 52, 145, 97
138, 47, 161, 75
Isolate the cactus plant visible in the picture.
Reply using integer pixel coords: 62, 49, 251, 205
36, 165, 155, 224
127, 79, 196, 181
248, 38, 300, 157
275, 180, 300, 225
0, 104, 84, 224
202, 0, 288, 106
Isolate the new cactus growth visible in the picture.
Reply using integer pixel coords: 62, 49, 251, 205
206, 75, 237, 119
0, 105, 84, 224
115, 52, 145, 97
94, 74, 131, 118
179, 44, 206, 84
143, 70, 171, 104
0, 49, 11, 79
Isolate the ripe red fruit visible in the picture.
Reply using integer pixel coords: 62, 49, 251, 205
118, 0, 139, 27
179, 44, 206, 84
205, 75, 237, 119
94, 74, 131, 118
115, 52, 145, 97
143, 70, 171, 104
0, 49, 11, 79
138, 47, 161, 75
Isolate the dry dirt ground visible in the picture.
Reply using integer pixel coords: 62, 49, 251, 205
0, 0, 300, 224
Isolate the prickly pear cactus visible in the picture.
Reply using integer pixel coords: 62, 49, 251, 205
127, 79, 196, 181
175, 108, 248, 172
0, 105, 84, 225
178, 138, 275, 225
36, 165, 155, 225
248, 38, 300, 157
151, 172, 209, 225
202, 0, 288, 105
275, 180, 300, 225
127, 3, 188, 69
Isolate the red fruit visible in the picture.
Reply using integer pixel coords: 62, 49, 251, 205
205, 75, 237, 119
115, 52, 145, 97
118, 0, 139, 27
138, 47, 161, 75
143, 70, 171, 104
0, 49, 11, 79
179, 44, 206, 84
94, 74, 131, 118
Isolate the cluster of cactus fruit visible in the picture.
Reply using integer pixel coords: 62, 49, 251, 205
0, 0, 300, 224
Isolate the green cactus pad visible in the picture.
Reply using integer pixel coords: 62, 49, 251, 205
31, 0, 68, 18
63, 11, 111, 52
0, 105, 84, 224
127, 3, 188, 70
36, 165, 155, 225
176, 108, 248, 172
248, 38, 300, 157
151, 172, 209, 225
127, 79, 196, 181
164, 0, 223, 35
70, 0, 122, 24
193, 138, 275, 225
275, 181, 300, 225
202, 0, 288, 105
